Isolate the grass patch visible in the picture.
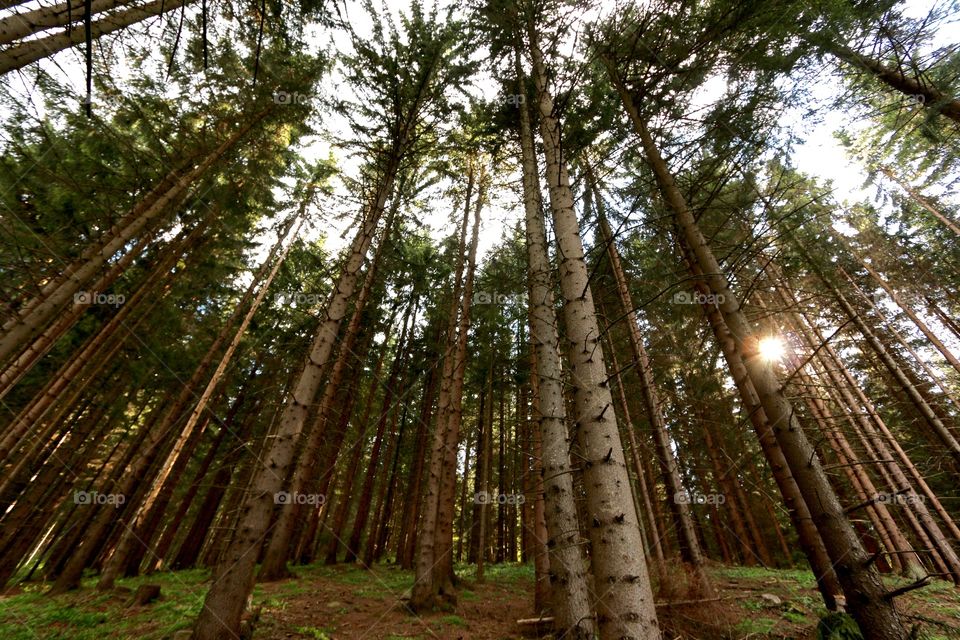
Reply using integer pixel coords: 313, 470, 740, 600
438, 614, 468, 628
783, 610, 807, 624
734, 617, 778, 635
0, 568, 211, 640
454, 562, 534, 583
295, 626, 335, 639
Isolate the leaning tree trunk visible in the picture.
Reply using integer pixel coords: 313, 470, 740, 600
819, 39, 960, 125
877, 166, 960, 236
96, 212, 302, 589
0, 110, 265, 368
845, 245, 960, 376
191, 160, 396, 639
778, 282, 958, 580
824, 279, 960, 469
678, 254, 842, 608
0, 229, 154, 400
0, 0, 190, 73
0, 0, 149, 46
257, 203, 394, 580
608, 62, 909, 638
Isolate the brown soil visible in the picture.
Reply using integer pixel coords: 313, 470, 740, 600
253, 565, 533, 639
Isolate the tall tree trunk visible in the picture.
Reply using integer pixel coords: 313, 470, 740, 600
605, 343, 666, 569
608, 64, 908, 638
410, 160, 483, 608
516, 51, 597, 637
434, 174, 484, 595
408, 164, 473, 605
191, 156, 396, 638
258, 203, 394, 580
531, 35, 659, 639
526, 348, 552, 615
591, 179, 715, 597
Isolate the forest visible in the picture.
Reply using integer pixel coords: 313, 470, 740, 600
0, 0, 959, 638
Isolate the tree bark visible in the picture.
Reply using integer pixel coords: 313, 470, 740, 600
591, 178, 715, 596
191, 158, 395, 637
410, 159, 483, 609
607, 61, 906, 638
516, 53, 597, 637
257, 203, 393, 580
0, 0, 189, 73
531, 35, 659, 638
0, 111, 265, 367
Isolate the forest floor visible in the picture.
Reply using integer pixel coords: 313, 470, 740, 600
0, 561, 958, 639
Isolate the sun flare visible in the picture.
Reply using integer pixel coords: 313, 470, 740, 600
758, 336, 787, 362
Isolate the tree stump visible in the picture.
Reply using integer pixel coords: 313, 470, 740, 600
130, 584, 161, 606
